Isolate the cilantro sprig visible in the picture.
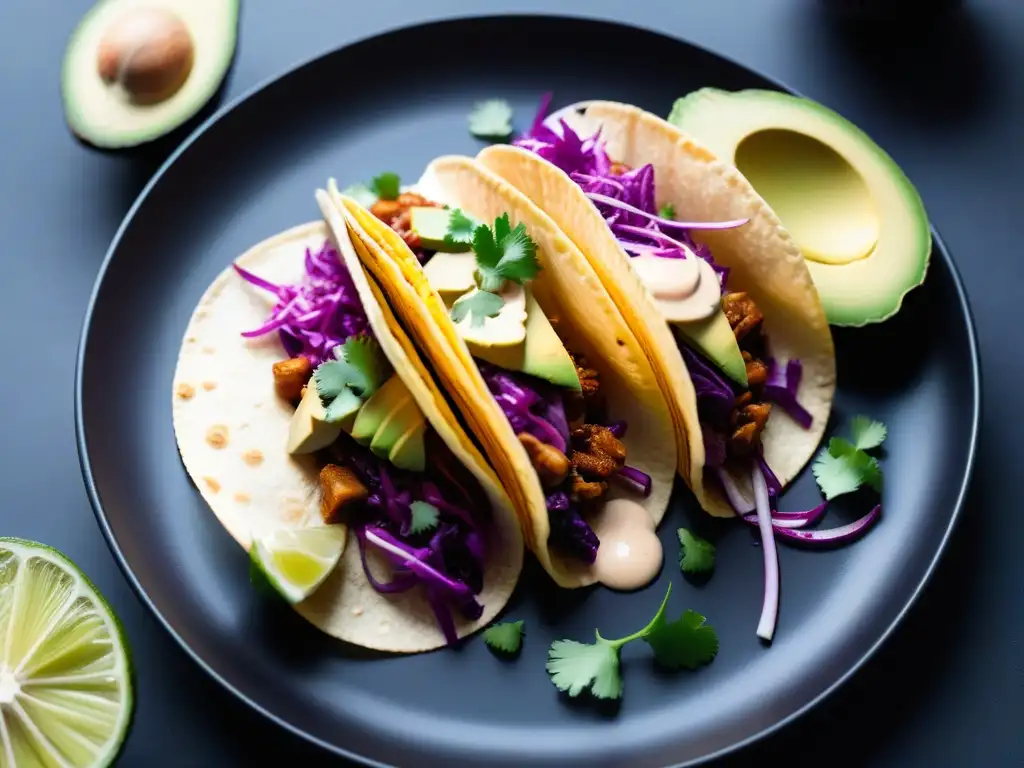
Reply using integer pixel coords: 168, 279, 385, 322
314, 336, 393, 422
811, 416, 887, 500
658, 202, 676, 220
341, 172, 402, 207
677, 529, 715, 574
483, 620, 524, 655
408, 501, 439, 535
468, 99, 514, 141
450, 290, 504, 328
546, 584, 718, 700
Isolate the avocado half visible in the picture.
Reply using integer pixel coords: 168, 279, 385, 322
61, 0, 239, 149
669, 88, 932, 327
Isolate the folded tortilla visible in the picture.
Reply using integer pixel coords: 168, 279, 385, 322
172, 215, 522, 653
325, 158, 677, 589
477, 100, 836, 517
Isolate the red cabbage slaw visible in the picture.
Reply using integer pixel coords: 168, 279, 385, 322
476, 361, 651, 565
235, 240, 489, 645
233, 240, 369, 367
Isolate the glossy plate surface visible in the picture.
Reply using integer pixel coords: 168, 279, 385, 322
76, 16, 978, 768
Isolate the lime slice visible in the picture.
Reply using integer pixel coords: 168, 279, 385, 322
249, 526, 346, 604
0, 538, 133, 767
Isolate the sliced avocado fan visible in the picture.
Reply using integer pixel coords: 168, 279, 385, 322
61, 0, 240, 149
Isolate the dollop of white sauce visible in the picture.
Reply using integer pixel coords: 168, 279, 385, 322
590, 498, 663, 591
631, 251, 721, 324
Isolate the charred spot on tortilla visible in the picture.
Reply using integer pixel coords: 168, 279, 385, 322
233, 492, 250, 504
176, 382, 195, 400
202, 381, 217, 391
203, 476, 221, 494
205, 425, 228, 449
241, 449, 263, 467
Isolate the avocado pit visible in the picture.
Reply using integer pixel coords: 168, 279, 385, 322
96, 7, 194, 105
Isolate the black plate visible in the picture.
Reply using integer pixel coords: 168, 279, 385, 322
75, 15, 979, 768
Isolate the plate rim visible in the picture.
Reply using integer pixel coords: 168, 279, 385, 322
73, 12, 982, 767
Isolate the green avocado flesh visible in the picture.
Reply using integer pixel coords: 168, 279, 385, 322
675, 311, 747, 387
351, 375, 410, 445
669, 88, 931, 326
469, 289, 581, 391
61, 0, 239, 149
287, 383, 341, 455
409, 207, 472, 253
389, 420, 427, 472
370, 396, 422, 460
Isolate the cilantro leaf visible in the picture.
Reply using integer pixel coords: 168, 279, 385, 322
643, 609, 719, 670
677, 528, 715, 574
472, 214, 540, 291
850, 416, 887, 451
811, 449, 864, 500
324, 388, 362, 424
341, 182, 378, 208
483, 620, 524, 655
658, 202, 676, 220
408, 501, 439, 535
314, 359, 354, 402
370, 172, 400, 201
828, 436, 858, 458
339, 336, 391, 398
468, 99, 514, 140
444, 208, 481, 248
450, 290, 504, 328
546, 637, 622, 699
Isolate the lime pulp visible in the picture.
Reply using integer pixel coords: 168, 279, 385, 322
249, 526, 346, 604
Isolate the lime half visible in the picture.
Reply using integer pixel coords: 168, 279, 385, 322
249, 526, 346, 604
0, 538, 133, 767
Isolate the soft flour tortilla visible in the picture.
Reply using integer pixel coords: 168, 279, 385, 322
326, 157, 677, 590
477, 101, 836, 517
172, 218, 522, 652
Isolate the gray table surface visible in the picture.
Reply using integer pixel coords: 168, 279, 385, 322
2, 0, 1020, 765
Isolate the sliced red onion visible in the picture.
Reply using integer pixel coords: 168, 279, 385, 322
742, 501, 829, 530
612, 223, 693, 251
715, 467, 754, 514
751, 465, 779, 643
771, 505, 881, 545
355, 531, 418, 594
585, 192, 749, 231
764, 386, 813, 429
615, 465, 652, 497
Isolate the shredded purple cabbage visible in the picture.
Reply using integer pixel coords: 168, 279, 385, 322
763, 357, 813, 429
334, 435, 488, 646
545, 491, 599, 564
233, 240, 369, 366
478, 362, 569, 453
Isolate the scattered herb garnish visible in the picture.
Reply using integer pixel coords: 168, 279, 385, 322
313, 336, 392, 421
546, 584, 718, 700
443, 208, 481, 249
483, 620, 524, 655
658, 202, 676, 220
812, 416, 887, 500
470, 213, 540, 292
408, 501, 440, 535
468, 99, 514, 140
677, 529, 715, 574
341, 172, 401, 207
450, 290, 505, 328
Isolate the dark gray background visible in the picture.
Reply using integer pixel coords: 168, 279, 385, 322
2, 0, 1019, 765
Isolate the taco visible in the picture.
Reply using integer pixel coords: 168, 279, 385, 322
475, 99, 836, 518
324, 160, 678, 591
171, 208, 523, 653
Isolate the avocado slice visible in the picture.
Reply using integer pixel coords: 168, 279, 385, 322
668, 88, 931, 326
675, 311, 747, 387
409, 207, 473, 253
287, 383, 342, 455
388, 420, 428, 473
369, 395, 421, 460
470, 288, 580, 391
455, 285, 528, 350
351, 375, 408, 445
423, 251, 477, 305
61, 0, 240, 149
